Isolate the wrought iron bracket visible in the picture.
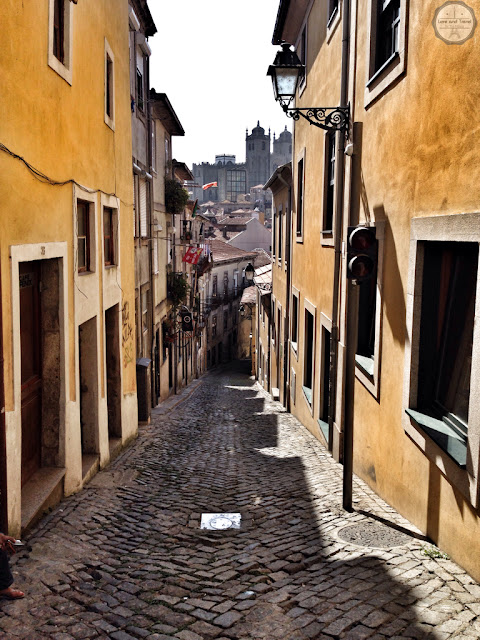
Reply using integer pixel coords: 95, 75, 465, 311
280, 102, 350, 133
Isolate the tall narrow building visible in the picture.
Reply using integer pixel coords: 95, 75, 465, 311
245, 122, 271, 190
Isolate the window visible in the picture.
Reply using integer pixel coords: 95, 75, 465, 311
223, 272, 229, 296
103, 207, 115, 266
136, 68, 144, 112
296, 155, 305, 238
212, 275, 218, 297
224, 311, 228, 330
291, 290, 299, 353
77, 201, 91, 273
303, 306, 315, 407
356, 267, 378, 377
53, 0, 65, 63
226, 170, 247, 202
365, 0, 407, 106
272, 207, 277, 258
375, 0, 400, 72
323, 132, 336, 235
139, 178, 148, 237
318, 321, 332, 442
298, 26, 307, 92
141, 290, 149, 357
233, 271, 238, 295
328, 0, 339, 24
404, 214, 480, 506
413, 242, 477, 462
151, 124, 157, 173
278, 205, 283, 263
48, 0, 73, 83
104, 40, 115, 130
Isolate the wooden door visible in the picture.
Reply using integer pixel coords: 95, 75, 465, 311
20, 262, 42, 486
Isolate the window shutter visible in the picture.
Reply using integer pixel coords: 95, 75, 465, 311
153, 238, 159, 274
133, 174, 136, 236
140, 178, 147, 237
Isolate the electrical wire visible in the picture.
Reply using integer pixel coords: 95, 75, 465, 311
0, 142, 133, 209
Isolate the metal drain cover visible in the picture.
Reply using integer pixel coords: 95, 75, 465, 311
337, 521, 412, 548
200, 513, 241, 530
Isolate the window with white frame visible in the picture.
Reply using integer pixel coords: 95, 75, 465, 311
355, 223, 383, 398
296, 153, 305, 239
403, 213, 480, 506
105, 39, 115, 130
298, 25, 307, 93
77, 200, 92, 273
103, 206, 118, 267
322, 132, 336, 238
291, 289, 299, 354
48, 0, 73, 84
365, 0, 408, 106
328, 0, 339, 25
303, 302, 315, 408
278, 205, 283, 264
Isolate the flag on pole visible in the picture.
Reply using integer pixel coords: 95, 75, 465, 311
182, 246, 203, 265
202, 182, 218, 190
192, 199, 199, 217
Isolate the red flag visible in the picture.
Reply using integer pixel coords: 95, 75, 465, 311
182, 247, 203, 264
202, 181, 218, 190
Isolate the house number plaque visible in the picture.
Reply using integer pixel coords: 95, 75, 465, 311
433, 1, 477, 44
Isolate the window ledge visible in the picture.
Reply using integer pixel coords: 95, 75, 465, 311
318, 418, 329, 442
355, 354, 374, 377
405, 409, 467, 468
366, 52, 400, 88
302, 385, 313, 406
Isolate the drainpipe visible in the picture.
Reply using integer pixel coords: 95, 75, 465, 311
0, 269, 6, 533
274, 170, 292, 411
328, 0, 351, 454
146, 53, 156, 408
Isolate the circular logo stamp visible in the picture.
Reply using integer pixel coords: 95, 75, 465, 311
433, 1, 477, 44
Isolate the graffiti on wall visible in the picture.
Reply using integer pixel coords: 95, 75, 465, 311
122, 299, 134, 368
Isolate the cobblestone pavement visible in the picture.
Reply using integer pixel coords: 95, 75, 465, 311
2, 361, 480, 640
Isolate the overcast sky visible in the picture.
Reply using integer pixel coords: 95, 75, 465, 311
148, 0, 292, 170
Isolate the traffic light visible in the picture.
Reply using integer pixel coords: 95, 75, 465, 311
346, 226, 377, 281
181, 310, 193, 332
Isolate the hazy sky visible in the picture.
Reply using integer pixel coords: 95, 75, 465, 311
148, 0, 292, 170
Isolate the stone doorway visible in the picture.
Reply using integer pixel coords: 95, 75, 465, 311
79, 317, 99, 477
105, 304, 122, 455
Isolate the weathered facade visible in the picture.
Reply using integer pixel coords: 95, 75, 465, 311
0, 0, 136, 535
268, 0, 480, 579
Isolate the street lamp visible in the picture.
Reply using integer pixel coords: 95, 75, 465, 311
267, 43, 349, 133
244, 263, 255, 284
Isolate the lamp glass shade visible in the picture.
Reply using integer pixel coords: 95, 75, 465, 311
245, 263, 255, 282
273, 67, 300, 102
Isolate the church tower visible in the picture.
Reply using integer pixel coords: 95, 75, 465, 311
245, 122, 271, 190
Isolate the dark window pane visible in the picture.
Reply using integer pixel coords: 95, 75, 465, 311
53, 0, 64, 63
418, 241, 478, 427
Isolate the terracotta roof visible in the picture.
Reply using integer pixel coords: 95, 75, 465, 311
253, 249, 272, 267
219, 216, 252, 226
210, 239, 257, 263
241, 286, 257, 305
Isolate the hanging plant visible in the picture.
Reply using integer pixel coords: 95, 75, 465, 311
165, 178, 189, 215
168, 272, 190, 306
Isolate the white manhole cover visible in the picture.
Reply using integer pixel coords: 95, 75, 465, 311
200, 513, 241, 530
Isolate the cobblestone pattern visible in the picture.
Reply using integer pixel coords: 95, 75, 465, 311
1, 362, 479, 639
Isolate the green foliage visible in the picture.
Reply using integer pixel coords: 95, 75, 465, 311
168, 272, 190, 306
421, 545, 449, 559
165, 178, 189, 214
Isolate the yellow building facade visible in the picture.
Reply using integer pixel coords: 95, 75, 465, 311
271, 0, 480, 579
0, 0, 137, 535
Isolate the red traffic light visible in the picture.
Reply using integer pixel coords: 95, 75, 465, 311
349, 227, 376, 251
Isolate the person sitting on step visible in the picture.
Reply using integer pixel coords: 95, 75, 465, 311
0, 532, 24, 599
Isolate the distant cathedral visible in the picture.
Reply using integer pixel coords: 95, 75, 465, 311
192, 122, 292, 205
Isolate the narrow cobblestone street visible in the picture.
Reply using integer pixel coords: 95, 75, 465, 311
1, 362, 479, 640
